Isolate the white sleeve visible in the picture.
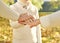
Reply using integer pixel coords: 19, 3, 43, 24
9, 5, 21, 28
10, 3, 27, 15
35, 7, 42, 43
34, 7, 39, 19
40, 11, 60, 28
0, 0, 19, 21
9, 3, 28, 28
28, 5, 39, 19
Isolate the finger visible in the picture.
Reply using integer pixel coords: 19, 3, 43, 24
18, 13, 28, 21
23, 15, 34, 22
26, 20, 34, 28
19, 22, 27, 25
18, 20, 27, 25
20, 15, 35, 22
25, 20, 32, 25
33, 19, 40, 26
19, 14, 30, 22
26, 20, 35, 28
35, 19, 40, 24
24, 20, 34, 28
29, 15, 35, 21
29, 19, 40, 28
19, 19, 32, 25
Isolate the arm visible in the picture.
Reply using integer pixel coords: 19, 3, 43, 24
9, 4, 29, 28
0, 0, 20, 21
40, 11, 60, 28
10, 3, 34, 43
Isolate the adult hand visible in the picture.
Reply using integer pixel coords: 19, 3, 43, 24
18, 13, 34, 22
19, 19, 40, 28
18, 13, 40, 28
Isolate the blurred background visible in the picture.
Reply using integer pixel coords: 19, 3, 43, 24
0, 0, 60, 43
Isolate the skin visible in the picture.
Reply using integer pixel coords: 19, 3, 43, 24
18, 14, 40, 28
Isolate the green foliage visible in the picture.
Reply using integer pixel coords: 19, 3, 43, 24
3, 0, 14, 5
31, 0, 44, 10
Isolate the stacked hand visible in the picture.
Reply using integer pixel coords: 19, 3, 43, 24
18, 13, 40, 28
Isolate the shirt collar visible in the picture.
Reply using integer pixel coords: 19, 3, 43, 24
17, 1, 31, 9
17, 1, 30, 6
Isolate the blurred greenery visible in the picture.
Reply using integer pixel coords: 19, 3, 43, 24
3, 0, 14, 5
31, 0, 44, 10
39, 1, 60, 12
0, 17, 12, 43
42, 27, 60, 43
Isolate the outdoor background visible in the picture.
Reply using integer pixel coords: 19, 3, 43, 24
0, 0, 60, 43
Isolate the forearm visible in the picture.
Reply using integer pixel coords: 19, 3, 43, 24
0, 0, 19, 21
40, 11, 60, 28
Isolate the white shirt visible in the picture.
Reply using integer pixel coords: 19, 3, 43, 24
0, 0, 41, 43
10, 1, 41, 43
